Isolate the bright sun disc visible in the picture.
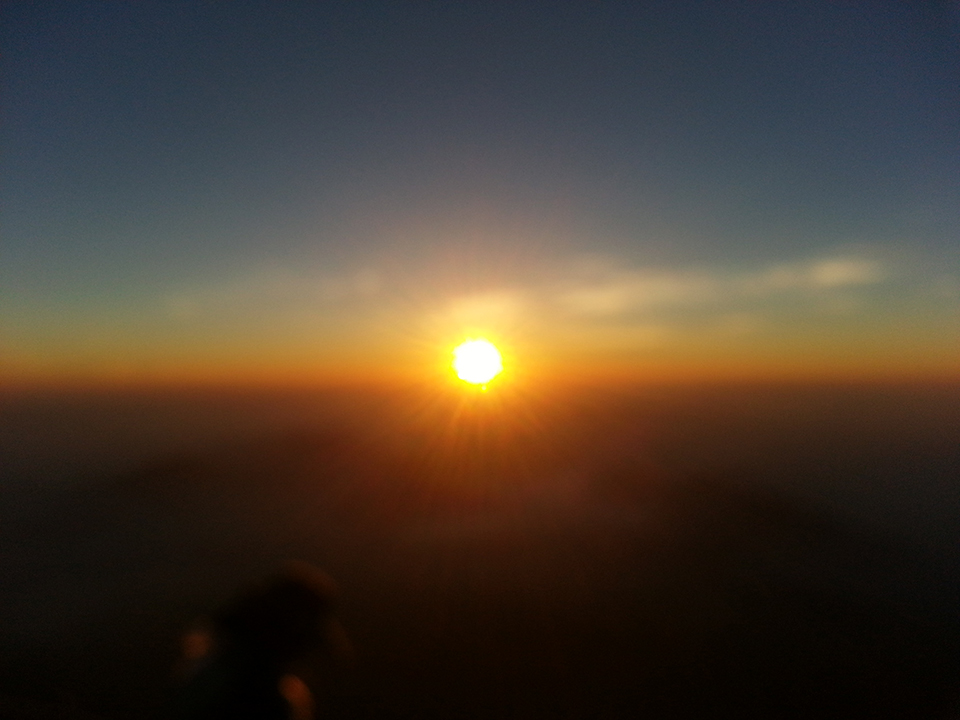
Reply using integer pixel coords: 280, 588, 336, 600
452, 339, 503, 385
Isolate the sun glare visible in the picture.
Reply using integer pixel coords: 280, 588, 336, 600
452, 339, 503, 386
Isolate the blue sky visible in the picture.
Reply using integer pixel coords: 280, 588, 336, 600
3, 1, 959, 383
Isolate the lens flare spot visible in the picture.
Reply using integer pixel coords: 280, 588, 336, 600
452, 339, 503, 385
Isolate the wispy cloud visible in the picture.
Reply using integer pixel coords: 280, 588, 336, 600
809, 258, 886, 287
559, 272, 717, 317
160, 252, 891, 353
743, 257, 886, 294
556, 255, 887, 319
425, 290, 530, 340
444, 291, 526, 326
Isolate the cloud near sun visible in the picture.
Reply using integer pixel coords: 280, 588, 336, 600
9, 247, 954, 386
165, 253, 888, 335
427, 254, 885, 323
151, 251, 902, 376
409, 253, 897, 362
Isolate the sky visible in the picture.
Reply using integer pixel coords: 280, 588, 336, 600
2, 1, 959, 387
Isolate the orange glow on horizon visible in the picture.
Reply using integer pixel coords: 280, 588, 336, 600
2, 338, 960, 392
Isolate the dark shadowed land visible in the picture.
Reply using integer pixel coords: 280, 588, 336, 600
1, 382, 958, 719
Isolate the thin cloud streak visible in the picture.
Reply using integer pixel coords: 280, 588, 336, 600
559, 273, 717, 317
557, 256, 888, 319
163, 267, 383, 319
743, 258, 887, 294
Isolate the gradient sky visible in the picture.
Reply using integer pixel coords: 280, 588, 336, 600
3, 1, 959, 385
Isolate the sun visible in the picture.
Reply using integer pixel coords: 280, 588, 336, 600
452, 339, 503, 386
